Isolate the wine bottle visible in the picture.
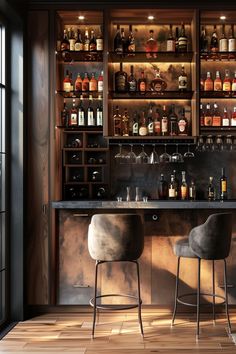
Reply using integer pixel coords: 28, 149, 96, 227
220, 167, 227, 200
115, 63, 127, 92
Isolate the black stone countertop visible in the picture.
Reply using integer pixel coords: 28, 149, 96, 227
52, 200, 236, 209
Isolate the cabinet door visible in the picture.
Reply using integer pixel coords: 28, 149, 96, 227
58, 211, 98, 304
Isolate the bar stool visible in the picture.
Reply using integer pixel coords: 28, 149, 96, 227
88, 213, 144, 338
172, 213, 232, 339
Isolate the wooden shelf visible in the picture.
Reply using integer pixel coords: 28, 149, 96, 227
57, 50, 103, 62
109, 51, 194, 63
200, 91, 236, 99
200, 52, 236, 61
56, 91, 103, 99
110, 91, 194, 100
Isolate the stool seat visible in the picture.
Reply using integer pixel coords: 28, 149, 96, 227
174, 238, 197, 258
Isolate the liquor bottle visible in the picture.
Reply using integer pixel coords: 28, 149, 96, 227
122, 108, 129, 136
68, 28, 76, 51
82, 72, 89, 91
189, 180, 196, 201
151, 68, 167, 92
147, 105, 154, 135
75, 73, 83, 91
96, 27, 103, 51
228, 25, 236, 52
200, 26, 208, 52
231, 107, 236, 126
146, 29, 157, 58
115, 63, 127, 92
173, 170, 179, 199
89, 29, 97, 51
139, 111, 148, 136
200, 103, 205, 126
161, 105, 168, 136
89, 73, 98, 91
168, 175, 177, 200
158, 174, 168, 200
127, 65, 137, 92
223, 69, 231, 95
126, 25, 135, 55
178, 108, 188, 135
114, 24, 123, 54
222, 107, 230, 126
175, 27, 179, 52
154, 108, 161, 136
138, 71, 147, 93
69, 99, 78, 126
69, 72, 74, 91
78, 96, 85, 126
210, 25, 219, 53
113, 105, 122, 136
232, 70, 236, 97
204, 71, 213, 91
178, 23, 187, 52
120, 28, 126, 53
219, 24, 228, 52
208, 176, 215, 201
87, 99, 95, 126
132, 111, 139, 136
84, 28, 90, 51
180, 171, 188, 200
75, 29, 83, 51
166, 24, 175, 52
212, 102, 221, 126
178, 65, 188, 92
214, 71, 222, 91
169, 104, 178, 136
63, 70, 71, 92
96, 101, 103, 126
61, 29, 70, 51
220, 167, 227, 200
204, 103, 213, 126
61, 100, 69, 126
97, 71, 103, 92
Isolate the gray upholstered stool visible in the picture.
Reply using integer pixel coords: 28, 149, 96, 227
172, 213, 232, 339
88, 213, 144, 338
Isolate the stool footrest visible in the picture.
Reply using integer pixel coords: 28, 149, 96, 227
177, 292, 226, 307
90, 294, 142, 311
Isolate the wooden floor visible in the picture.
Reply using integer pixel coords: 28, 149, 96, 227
0, 309, 236, 353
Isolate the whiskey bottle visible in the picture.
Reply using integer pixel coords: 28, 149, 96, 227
69, 99, 78, 126
200, 103, 205, 126
113, 106, 122, 136
68, 28, 76, 51
200, 26, 208, 53
63, 70, 71, 92
178, 108, 188, 135
96, 27, 103, 51
161, 105, 168, 136
204, 71, 213, 91
231, 107, 236, 126
223, 69, 231, 95
97, 71, 104, 92
169, 104, 178, 136
212, 102, 221, 126
122, 108, 129, 136
151, 68, 167, 92
208, 176, 215, 201
82, 72, 89, 91
168, 175, 177, 200
128, 65, 137, 92
114, 25, 123, 54
75, 29, 83, 51
139, 111, 148, 136
84, 28, 90, 51
61, 29, 70, 51
178, 23, 187, 52
115, 63, 127, 92
158, 174, 168, 200
232, 70, 236, 97
222, 107, 230, 126
132, 111, 139, 136
219, 24, 228, 52
189, 180, 196, 201
210, 25, 219, 53
89, 73, 98, 91
167, 24, 175, 52
87, 98, 95, 126
78, 96, 85, 126
138, 71, 147, 93
75, 73, 83, 92
147, 105, 154, 135
61, 100, 69, 126
220, 167, 227, 200
228, 25, 236, 52
126, 25, 135, 55
96, 101, 103, 126
173, 170, 180, 199
180, 171, 188, 200
89, 29, 97, 51
146, 29, 157, 58
204, 103, 213, 126
178, 65, 188, 92
214, 71, 222, 91
154, 108, 161, 136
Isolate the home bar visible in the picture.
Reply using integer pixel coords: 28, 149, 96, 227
1, 0, 236, 352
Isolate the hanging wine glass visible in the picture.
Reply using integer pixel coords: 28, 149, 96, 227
115, 144, 125, 164
149, 144, 159, 164
159, 144, 171, 163
136, 144, 149, 164
126, 144, 137, 164
171, 144, 184, 163
184, 144, 195, 158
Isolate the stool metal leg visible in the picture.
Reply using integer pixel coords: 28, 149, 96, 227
212, 260, 216, 325
135, 260, 144, 337
223, 259, 232, 334
171, 256, 180, 327
92, 260, 99, 338
196, 258, 201, 340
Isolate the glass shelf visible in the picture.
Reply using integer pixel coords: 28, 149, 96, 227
57, 125, 103, 131
200, 51, 236, 61
110, 91, 194, 100
57, 50, 103, 62
56, 91, 103, 98
107, 136, 196, 144
109, 51, 194, 63
200, 91, 236, 99
200, 127, 236, 133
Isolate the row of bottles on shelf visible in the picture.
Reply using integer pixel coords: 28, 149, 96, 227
59, 26, 103, 52
63, 70, 103, 92
113, 104, 190, 137
114, 23, 188, 55
158, 167, 227, 201
200, 102, 236, 127
201, 70, 236, 94
61, 99, 103, 127
115, 64, 187, 93
200, 24, 236, 53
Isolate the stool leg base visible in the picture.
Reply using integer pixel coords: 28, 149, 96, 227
171, 257, 180, 327
135, 260, 144, 337
92, 260, 99, 338
223, 259, 232, 334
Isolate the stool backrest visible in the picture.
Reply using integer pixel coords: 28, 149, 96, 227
88, 213, 144, 261
189, 213, 232, 260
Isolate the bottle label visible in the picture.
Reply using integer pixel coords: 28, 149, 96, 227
133, 122, 138, 134
70, 113, 77, 125
219, 38, 228, 52
154, 121, 161, 134
98, 81, 103, 92
116, 75, 127, 91
231, 117, 236, 126
232, 82, 236, 91
204, 80, 213, 91
129, 81, 137, 92
139, 81, 146, 91
178, 119, 187, 133
212, 116, 221, 126
87, 113, 94, 126
75, 42, 83, 51
69, 39, 76, 51
139, 126, 148, 136
221, 180, 227, 193
78, 112, 85, 126
223, 82, 231, 91
204, 116, 212, 126
90, 43, 96, 51
169, 188, 175, 198
178, 37, 187, 50
84, 43, 89, 51
214, 80, 222, 91
128, 43, 135, 52
179, 75, 187, 89
148, 122, 154, 134
96, 39, 103, 51
222, 118, 229, 126
75, 81, 82, 91
96, 112, 103, 126
181, 186, 188, 199
167, 40, 175, 52
82, 81, 89, 91
161, 118, 168, 133
229, 38, 236, 52
63, 82, 71, 92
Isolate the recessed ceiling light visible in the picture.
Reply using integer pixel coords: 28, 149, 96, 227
220, 15, 226, 20
148, 15, 154, 20
78, 15, 85, 20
